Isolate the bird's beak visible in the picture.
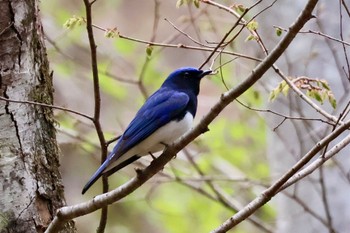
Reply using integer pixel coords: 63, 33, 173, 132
200, 70, 212, 78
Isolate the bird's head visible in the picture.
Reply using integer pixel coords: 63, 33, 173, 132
162, 67, 211, 95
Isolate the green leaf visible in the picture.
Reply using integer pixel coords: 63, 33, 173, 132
328, 93, 337, 109
247, 20, 259, 31
193, 0, 200, 8
63, 15, 85, 29
269, 89, 278, 101
104, 28, 119, 38
306, 89, 313, 98
320, 79, 330, 90
276, 27, 283, 36
277, 80, 287, 92
282, 83, 290, 96
146, 45, 153, 57
313, 90, 323, 103
176, 0, 185, 8
237, 4, 246, 13
231, 4, 246, 14
245, 34, 257, 41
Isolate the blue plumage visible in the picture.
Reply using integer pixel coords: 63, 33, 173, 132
82, 67, 211, 194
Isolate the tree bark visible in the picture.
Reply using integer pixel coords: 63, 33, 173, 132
0, 0, 75, 232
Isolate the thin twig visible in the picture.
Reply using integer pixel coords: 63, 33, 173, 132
91, 23, 261, 62
274, 26, 350, 47
199, 1, 262, 69
183, 150, 274, 233
235, 99, 335, 126
279, 120, 350, 191
339, 0, 350, 81
82, 0, 108, 232
0, 96, 93, 120
164, 18, 212, 48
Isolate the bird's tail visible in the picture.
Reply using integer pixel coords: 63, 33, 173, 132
81, 158, 110, 194
81, 154, 141, 194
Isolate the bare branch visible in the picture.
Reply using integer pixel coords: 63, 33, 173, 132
0, 96, 93, 120
82, 0, 108, 231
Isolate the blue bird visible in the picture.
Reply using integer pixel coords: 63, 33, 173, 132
82, 67, 211, 194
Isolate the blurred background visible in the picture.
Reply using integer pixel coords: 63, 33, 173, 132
40, 0, 350, 232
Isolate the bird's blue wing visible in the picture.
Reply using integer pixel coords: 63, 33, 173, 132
81, 89, 189, 194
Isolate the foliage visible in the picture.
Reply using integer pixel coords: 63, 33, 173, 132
269, 77, 337, 109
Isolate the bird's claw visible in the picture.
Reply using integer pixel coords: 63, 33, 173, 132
135, 167, 143, 176
148, 151, 156, 160
160, 142, 169, 148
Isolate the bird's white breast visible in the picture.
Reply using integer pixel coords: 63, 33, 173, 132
111, 112, 194, 166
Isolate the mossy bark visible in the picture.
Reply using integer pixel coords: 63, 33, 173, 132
0, 0, 75, 232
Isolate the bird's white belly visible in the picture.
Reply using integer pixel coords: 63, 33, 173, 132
129, 112, 193, 156
109, 112, 193, 167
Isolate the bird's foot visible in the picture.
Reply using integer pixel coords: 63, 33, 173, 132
160, 141, 169, 148
135, 167, 143, 176
148, 151, 156, 160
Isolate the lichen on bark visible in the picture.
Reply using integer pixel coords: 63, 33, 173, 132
0, 0, 75, 232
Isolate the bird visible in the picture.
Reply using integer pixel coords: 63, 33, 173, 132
82, 67, 211, 194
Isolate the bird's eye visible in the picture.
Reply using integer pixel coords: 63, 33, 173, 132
184, 72, 189, 78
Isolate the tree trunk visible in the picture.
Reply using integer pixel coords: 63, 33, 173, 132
0, 0, 75, 232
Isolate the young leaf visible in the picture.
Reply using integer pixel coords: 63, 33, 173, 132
194, 0, 200, 8
313, 90, 323, 104
269, 89, 278, 101
237, 4, 246, 13
276, 27, 283, 36
247, 20, 259, 31
63, 15, 85, 29
146, 45, 153, 57
306, 89, 313, 98
278, 80, 287, 92
176, 0, 185, 8
282, 83, 290, 96
320, 79, 330, 90
245, 34, 257, 41
328, 93, 337, 109
104, 28, 119, 38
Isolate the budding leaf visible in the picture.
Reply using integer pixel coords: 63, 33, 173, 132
104, 28, 119, 38
64, 16, 85, 29
328, 93, 337, 109
282, 83, 290, 96
176, 0, 185, 8
146, 45, 153, 57
269, 89, 279, 101
245, 34, 257, 41
237, 4, 246, 13
247, 20, 259, 31
276, 27, 283, 36
320, 79, 330, 90
313, 90, 323, 104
